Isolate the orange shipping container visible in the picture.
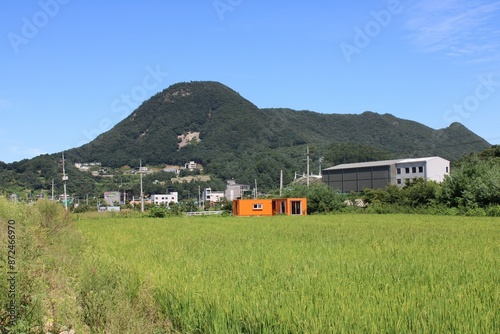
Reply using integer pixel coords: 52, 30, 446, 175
233, 198, 307, 216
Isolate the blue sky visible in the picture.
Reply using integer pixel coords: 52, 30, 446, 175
1, 0, 499, 163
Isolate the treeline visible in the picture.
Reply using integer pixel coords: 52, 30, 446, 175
0, 141, 396, 198
2, 143, 499, 217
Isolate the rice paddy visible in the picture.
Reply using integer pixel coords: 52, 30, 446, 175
76, 214, 499, 333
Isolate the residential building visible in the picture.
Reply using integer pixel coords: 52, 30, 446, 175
104, 191, 121, 206
232, 198, 307, 216
202, 187, 225, 206
225, 180, 251, 201
163, 165, 182, 174
171, 175, 211, 183
151, 192, 179, 206
75, 162, 101, 172
129, 199, 152, 207
322, 156, 450, 192
184, 161, 198, 171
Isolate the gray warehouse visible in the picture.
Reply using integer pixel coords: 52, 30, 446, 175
322, 157, 450, 192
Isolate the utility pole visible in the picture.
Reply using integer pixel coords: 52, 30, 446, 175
254, 179, 257, 199
51, 179, 55, 201
198, 185, 201, 210
319, 156, 324, 177
140, 160, 144, 213
280, 170, 283, 197
306, 145, 310, 187
62, 152, 68, 211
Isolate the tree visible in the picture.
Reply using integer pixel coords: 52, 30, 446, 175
402, 178, 439, 207
440, 155, 500, 208
282, 183, 345, 214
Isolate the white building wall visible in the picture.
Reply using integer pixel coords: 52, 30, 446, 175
203, 188, 225, 204
425, 157, 450, 182
151, 192, 178, 205
395, 157, 450, 185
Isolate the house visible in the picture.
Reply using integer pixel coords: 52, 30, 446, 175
225, 180, 251, 201
322, 156, 450, 192
75, 162, 101, 172
233, 198, 307, 216
171, 175, 211, 183
184, 161, 200, 171
104, 191, 121, 206
151, 192, 179, 206
163, 165, 182, 174
129, 198, 152, 207
202, 188, 225, 206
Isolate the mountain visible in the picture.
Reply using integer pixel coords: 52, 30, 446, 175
0, 81, 491, 194
67, 81, 488, 166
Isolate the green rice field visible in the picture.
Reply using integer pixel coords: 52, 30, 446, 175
76, 214, 499, 333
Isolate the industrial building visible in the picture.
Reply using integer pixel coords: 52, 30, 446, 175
322, 156, 450, 192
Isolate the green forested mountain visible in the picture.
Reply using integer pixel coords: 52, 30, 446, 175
67, 81, 488, 164
0, 81, 491, 195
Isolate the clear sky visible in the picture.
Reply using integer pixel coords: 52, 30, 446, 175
1, 0, 499, 163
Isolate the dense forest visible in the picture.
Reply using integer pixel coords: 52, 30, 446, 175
0, 81, 491, 199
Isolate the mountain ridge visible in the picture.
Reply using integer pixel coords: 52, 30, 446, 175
0, 81, 491, 193
66, 81, 489, 167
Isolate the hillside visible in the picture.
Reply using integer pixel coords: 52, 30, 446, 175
66, 81, 488, 165
0, 81, 491, 194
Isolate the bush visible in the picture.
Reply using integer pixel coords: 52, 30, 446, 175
72, 204, 91, 213
35, 200, 66, 229
463, 207, 486, 217
486, 205, 500, 217
282, 183, 346, 214
149, 207, 168, 218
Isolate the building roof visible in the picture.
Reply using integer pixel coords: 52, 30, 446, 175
323, 157, 448, 171
323, 159, 401, 171
395, 156, 446, 164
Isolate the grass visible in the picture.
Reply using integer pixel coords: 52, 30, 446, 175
1, 201, 498, 333
0, 198, 84, 333
75, 214, 499, 333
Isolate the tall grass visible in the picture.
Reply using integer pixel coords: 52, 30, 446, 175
0, 198, 84, 333
77, 214, 499, 333
1, 203, 498, 333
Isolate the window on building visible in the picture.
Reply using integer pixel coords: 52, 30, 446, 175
418, 166, 423, 173
405, 167, 410, 174
446, 167, 449, 173
397, 168, 401, 174
253, 203, 263, 210
397, 179, 402, 185
412, 167, 417, 173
